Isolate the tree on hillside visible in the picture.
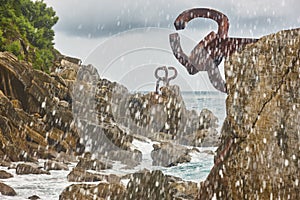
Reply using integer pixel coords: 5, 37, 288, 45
0, 0, 58, 72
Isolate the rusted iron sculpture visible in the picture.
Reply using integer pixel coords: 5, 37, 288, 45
169, 8, 258, 93
154, 66, 178, 93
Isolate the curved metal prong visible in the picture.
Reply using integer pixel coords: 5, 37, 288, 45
154, 66, 168, 93
174, 8, 229, 39
207, 62, 227, 93
169, 33, 200, 75
155, 66, 168, 82
170, 8, 258, 93
169, 31, 226, 92
167, 66, 178, 86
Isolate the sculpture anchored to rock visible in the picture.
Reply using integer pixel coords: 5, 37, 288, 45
169, 8, 258, 93
154, 66, 178, 94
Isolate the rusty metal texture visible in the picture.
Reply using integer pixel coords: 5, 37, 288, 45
169, 8, 258, 93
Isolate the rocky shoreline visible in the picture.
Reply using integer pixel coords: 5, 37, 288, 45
0, 44, 219, 198
1, 28, 299, 199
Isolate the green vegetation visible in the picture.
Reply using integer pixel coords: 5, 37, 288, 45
0, 0, 58, 72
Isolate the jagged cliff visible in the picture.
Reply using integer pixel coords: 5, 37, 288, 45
198, 28, 300, 199
0, 52, 82, 162
0, 50, 218, 165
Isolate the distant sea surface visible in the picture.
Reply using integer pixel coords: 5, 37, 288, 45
181, 91, 227, 127
139, 90, 227, 126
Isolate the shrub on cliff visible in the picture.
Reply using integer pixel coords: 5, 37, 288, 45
0, 0, 58, 72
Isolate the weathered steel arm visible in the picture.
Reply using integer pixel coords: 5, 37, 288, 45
169, 8, 258, 93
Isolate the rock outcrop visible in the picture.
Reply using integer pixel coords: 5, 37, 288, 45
125, 170, 199, 200
0, 48, 220, 198
75, 152, 113, 171
59, 169, 198, 200
198, 29, 300, 199
0, 52, 82, 162
59, 183, 126, 200
112, 84, 219, 144
44, 160, 69, 171
67, 167, 121, 183
71, 64, 218, 168
151, 142, 192, 167
16, 163, 50, 175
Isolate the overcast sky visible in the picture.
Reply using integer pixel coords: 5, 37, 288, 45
44, 0, 299, 91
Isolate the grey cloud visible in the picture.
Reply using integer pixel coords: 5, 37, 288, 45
44, 0, 300, 38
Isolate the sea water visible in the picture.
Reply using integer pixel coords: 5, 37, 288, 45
181, 91, 227, 127
0, 91, 226, 199
161, 91, 227, 182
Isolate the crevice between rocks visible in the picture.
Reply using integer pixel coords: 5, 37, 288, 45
251, 52, 299, 129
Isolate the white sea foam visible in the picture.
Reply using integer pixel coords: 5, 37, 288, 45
0, 165, 70, 200
0, 92, 223, 199
0, 141, 216, 199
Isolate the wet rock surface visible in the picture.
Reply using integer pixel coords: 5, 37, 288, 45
126, 170, 173, 200
0, 170, 13, 179
67, 167, 121, 183
125, 170, 198, 200
59, 182, 126, 200
0, 182, 17, 196
28, 195, 41, 200
60, 169, 199, 200
16, 163, 50, 175
151, 142, 192, 167
75, 156, 113, 171
67, 168, 104, 182
44, 160, 69, 171
198, 29, 300, 199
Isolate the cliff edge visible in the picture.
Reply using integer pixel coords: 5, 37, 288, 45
198, 28, 300, 199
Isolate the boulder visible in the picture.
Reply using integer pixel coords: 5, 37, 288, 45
61, 169, 199, 199
151, 142, 191, 167
59, 183, 126, 200
76, 155, 113, 171
71, 66, 138, 163
0, 182, 17, 196
199, 129, 220, 147
0, 170, 13, 179
0, 161, 12, 168
16, 163, 50, 175
67, 168, 105, 182
149, 132, 174, 142
169, 181, 199, 200
181, 128, 220, 147
107, 149, 142, 168
28, 195, 41, 200
126, 170, 172, 200
67, 168, 121, 183
126, 170, 198, 200
199, 108, 218, 129
198, 29, 300, 199
44, 160, 69, 171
